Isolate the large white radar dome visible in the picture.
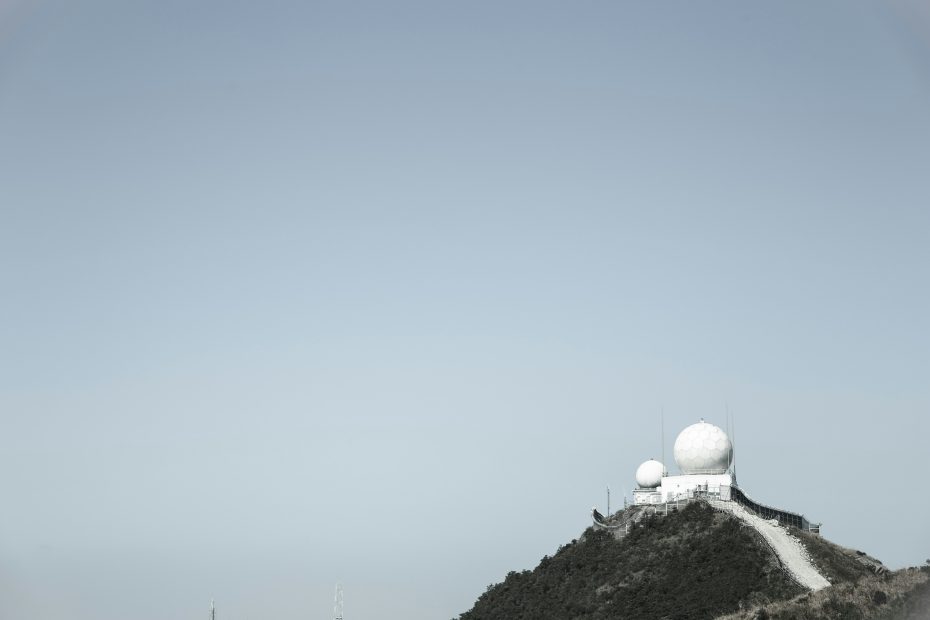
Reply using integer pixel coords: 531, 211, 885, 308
635, 459, 665, 488
673, 420, 732, 474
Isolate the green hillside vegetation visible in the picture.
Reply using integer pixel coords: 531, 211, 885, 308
718, 564, 930, 620
796, 529, 886, 584
456, 500, 920, 620
457, 502, 804, 620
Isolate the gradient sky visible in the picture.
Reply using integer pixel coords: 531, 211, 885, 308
2, 1, 930, 619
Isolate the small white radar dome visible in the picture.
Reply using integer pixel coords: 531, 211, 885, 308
635, 459, 665, 488
673, 420, 733, 474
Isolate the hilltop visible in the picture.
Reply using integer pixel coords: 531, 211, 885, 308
455, 501, 928, 620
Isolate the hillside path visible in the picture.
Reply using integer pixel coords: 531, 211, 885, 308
709, 499, 831, 591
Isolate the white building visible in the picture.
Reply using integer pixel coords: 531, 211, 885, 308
617, 418, 819, 533
633, 419, 734, 505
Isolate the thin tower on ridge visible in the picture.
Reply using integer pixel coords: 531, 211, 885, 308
333, 583, 344, 620
661, 407, 665, 475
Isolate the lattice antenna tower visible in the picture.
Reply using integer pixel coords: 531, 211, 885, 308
333, 583, 344, 620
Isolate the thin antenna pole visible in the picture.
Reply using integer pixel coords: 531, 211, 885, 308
725, 402, 730, 470
661, 407, 666, 473
732, 413, 736, 481
210, 599, 215, 620
607, 485, 610, 518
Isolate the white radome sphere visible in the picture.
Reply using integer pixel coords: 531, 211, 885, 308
635, 459, 665, 488
673, 420, 733, 474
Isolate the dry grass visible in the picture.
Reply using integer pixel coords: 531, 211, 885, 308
714, 568, 929, 620
796, 529, 884, 584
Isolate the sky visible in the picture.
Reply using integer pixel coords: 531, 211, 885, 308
2, 1, 930, 619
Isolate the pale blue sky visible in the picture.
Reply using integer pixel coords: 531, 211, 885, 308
2, 1, 930, 619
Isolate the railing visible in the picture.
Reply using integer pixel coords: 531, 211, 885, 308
726, 486, 818, 532
593, 488, 821, 536
592, 497, 705, 538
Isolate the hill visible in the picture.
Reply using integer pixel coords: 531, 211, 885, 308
455, 501, 926, 620
719, 567, 930, 620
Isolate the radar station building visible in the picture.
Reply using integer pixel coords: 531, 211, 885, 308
631, 419, 819, 532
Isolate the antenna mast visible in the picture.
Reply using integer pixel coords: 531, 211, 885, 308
210, 599, 215, 620
725, 403, 730, 469
731, 411, 737, 482
333, 583, 344, 620
661, 407, 666, 474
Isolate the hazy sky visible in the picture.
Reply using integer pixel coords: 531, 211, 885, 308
2, 1, 930, 619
